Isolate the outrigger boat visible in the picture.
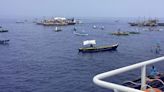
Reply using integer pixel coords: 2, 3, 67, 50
79, 40, 118, 53
0, 40, 9, 44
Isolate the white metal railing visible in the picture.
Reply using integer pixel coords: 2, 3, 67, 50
93, 56, 164, 92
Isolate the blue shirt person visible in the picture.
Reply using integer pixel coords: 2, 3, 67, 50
150, 66, 159, 78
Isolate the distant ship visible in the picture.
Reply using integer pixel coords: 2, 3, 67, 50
36, 17, 79, 26
129, 19, 160, 27
158, 23, 164, 26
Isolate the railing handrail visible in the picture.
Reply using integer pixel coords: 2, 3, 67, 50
93, 56, 164, 92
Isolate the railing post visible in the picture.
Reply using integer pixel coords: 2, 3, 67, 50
141, 65, 146, 90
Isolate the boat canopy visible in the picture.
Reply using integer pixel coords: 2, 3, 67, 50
83, 40, 96, 45
54, 17, 66, 20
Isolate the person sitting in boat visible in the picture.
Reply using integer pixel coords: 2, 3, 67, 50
155, 43, 161, 54
90, 44, 93, 47
74, 27, 77, 31
149, 66, 159, 79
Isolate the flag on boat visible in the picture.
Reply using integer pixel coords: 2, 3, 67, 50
83, 40, 96, 45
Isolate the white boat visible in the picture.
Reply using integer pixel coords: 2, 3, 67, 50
54, 27, 62, 32
93, 25, 97, 29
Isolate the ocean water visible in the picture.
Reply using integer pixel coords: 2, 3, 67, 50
0, 18, 164, 92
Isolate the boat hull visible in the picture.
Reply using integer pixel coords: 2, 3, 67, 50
54, 29, 62, 32
79, 44, 118, 53
0, 30, 8, 33
158, 23, 164, 26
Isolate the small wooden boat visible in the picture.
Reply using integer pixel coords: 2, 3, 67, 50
0, 29, 8, 33
36, 22, 43, 25
54, 27, 62, 32
79, 40, 118, 53
111, 31, 129, 36
16, 21, 24, 23
128, 22, 138, 26
0, 40, 9, 44
73, 31, 88, 36
128, 31, 140, 34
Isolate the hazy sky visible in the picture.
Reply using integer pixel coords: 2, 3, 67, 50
0, 0, 164, 18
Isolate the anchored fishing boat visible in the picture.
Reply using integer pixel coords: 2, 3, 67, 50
0, 29, 8, 33
128, 31, 140, 34
16, 21, 24, 23
0, 40, 9, 44
111, 28, 129, 36
79, 40, 118, 53
111, 31, 129, 36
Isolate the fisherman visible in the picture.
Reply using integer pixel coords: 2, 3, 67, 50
101, 26, 104, 30
90, 44, 93, 47
118, 28, 121, 32
155, 43, 161, 54
74, 27, 77, 31
150, 66, 159, 78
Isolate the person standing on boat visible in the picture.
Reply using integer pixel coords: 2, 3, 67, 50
90, 44, 93, 47
74, 27, 77, 31
150, 66, 159, 78
155, 43, 161, 54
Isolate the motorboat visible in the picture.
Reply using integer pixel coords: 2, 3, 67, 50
0, 29, 8, 33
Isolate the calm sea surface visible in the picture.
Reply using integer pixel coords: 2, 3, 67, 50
0, 18, 164, 92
